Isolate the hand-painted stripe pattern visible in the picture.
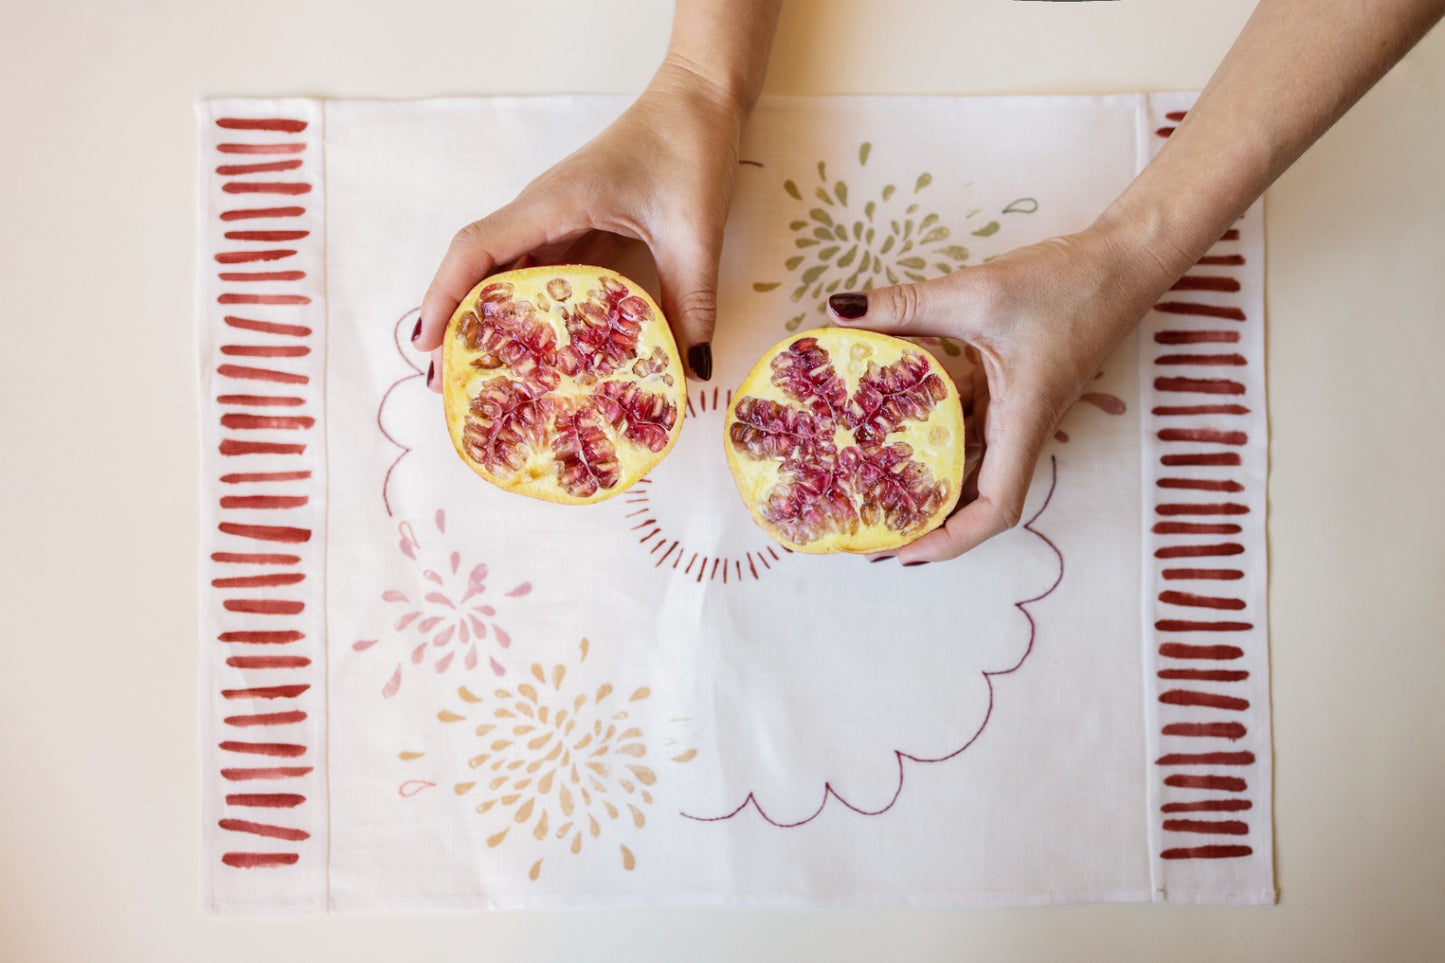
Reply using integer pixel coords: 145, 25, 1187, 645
201, 102, 325, 907
1143, 100, 1271, 896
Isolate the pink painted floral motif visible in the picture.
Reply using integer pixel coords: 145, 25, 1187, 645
353, 509, 531, 697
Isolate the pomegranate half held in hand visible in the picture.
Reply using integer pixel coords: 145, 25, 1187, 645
441, 265, 686, 504
724, 328, 965, 554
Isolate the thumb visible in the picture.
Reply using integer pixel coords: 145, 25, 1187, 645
899, 414, 1047, 562
653, 232, 722, 382
826, 271, 982, 340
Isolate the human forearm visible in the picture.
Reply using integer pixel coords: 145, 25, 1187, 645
1099, 0, 1445, 280
654, 0, 782, 119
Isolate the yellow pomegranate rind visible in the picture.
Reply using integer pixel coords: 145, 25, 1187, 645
442, 265, 686, 504
724, 327, 965, 554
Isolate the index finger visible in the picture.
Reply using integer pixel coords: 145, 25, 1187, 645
415, 200, 570, 351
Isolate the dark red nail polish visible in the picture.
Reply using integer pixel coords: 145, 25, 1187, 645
411, 317, 423, 342
829, 292, 867, 320
903, 561, 930, 567
426, 360, 434, 386
869, 555, 895, 563
687, 343, 713, 381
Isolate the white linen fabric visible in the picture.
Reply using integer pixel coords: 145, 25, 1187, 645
197, 93, 1272, 911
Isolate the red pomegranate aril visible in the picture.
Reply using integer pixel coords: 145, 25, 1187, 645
763, 472, 857, 543
444, 266, 685, 504
631, 346, 669, 378
729, 397, 829, 460
478, 281, 513, 303
845, 353, 950, 443
843, 443, 946, 531
594, 381, 678, 454
771, 337, 848, 423
465, 378, 548, 473
725, 328, 964, 553
551, 403, 621, 498
618, 295, 651, 321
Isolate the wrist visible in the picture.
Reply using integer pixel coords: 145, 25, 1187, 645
1090, 204, 1175, 293
1064, 202, 1202, 352
1093, 123, 1272, 286
654, 0, 780, 123
1090, 184, 1218, 296
650, 56, 754, 129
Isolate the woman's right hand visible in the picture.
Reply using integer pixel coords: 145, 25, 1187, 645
414, 60, 750, 386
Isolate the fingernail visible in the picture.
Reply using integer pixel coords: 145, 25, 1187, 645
828, 292, 868, 321
902, 561, 930, 567
411, 317, 423, 343
869, 555, 895, 563
687, 343, 713, 381
426, 360, 435, 386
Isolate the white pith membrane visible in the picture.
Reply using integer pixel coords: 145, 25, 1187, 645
724, 327, 965, 554
442, 265, 686, 504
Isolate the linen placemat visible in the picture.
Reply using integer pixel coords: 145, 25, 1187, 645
197, 93, 1272, 911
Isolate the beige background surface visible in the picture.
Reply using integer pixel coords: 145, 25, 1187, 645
1, 1, 1442, 959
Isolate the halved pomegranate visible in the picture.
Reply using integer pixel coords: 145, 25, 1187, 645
724, 328, 964, 553
442, 266, 686, 504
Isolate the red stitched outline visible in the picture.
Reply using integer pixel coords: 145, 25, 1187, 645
681, 454, 1064, 827
378, 308, 425, 516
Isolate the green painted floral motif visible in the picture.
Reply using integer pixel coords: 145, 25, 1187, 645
754, 142, 1039, 350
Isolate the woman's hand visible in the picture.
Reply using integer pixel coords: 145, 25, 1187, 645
413, 60, 751, 385
830, 219, 1181, 562
848, 0, 1444, 562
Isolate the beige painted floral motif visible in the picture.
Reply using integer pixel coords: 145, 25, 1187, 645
755, 141, 1038, 349
425, 638, 695, 881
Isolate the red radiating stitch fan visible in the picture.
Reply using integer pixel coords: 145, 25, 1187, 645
624, 386, 790, 583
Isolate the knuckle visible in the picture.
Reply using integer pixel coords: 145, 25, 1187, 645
450, 221, 485, 251
891, 283, 923, 329
673, 288, 719, 328
967, 269, 1005, 318
996, 498, 1025, 531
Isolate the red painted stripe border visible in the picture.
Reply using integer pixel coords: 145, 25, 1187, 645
1142, 94, 1269, 888
203, 102, 323, 902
